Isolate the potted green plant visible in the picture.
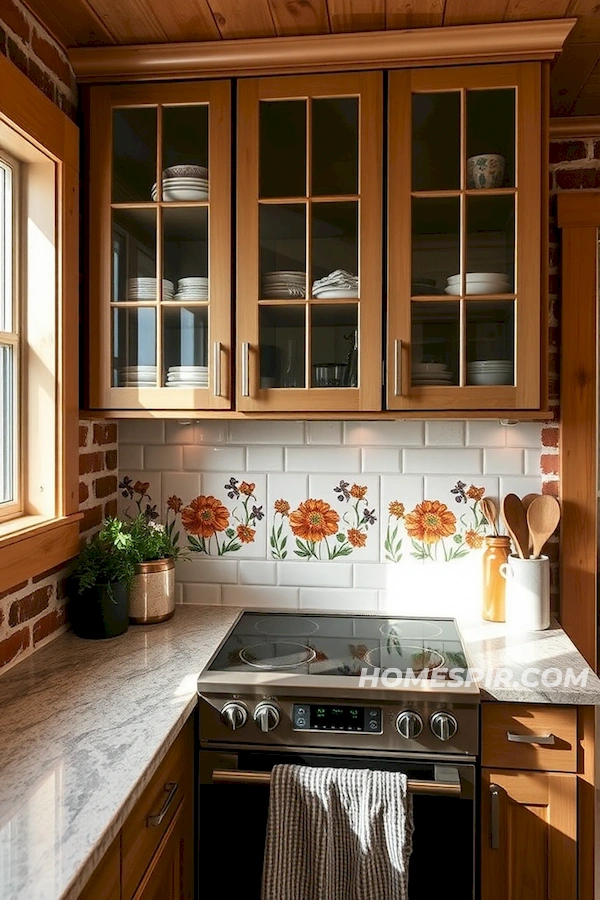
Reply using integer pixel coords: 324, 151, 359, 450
70, 517, 138, 639
126, 513, 181, 624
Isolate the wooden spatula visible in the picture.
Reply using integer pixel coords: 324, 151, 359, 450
527, 495, 561, 559
501, 493, 529, 559
480, 497, 499, 535
521, 493, 541, 553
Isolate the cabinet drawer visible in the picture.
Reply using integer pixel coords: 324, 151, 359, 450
122, 719, 194, 900
482, 704, 577, 772
78, 835, 120, 900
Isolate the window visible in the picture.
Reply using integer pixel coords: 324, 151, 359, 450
0, 152, 20, 520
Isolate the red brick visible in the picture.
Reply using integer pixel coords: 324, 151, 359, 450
548, 273, 560, 296
8, 585, 51, 627
32, 562, 66, 583
0, 627, 30, 668
542, 426, 559, 448
0, 0, 30, 42
30, 28, 72, 86
28, 57, 54, 102
57, 577, 68, 601
105, 449, 118, 470
79, 425, 88, 448
541, 454, 559, 476
80, 504, 102, 533
95, 474, 117, 499
93, 423, 117, 446
7, 35, 28, 77
79, 451, 103, 475
79, 481, 89, 504
0, 608, 3, 627
56, 89, 76, 122
550, 140, 587, 164
594, 141, 600, 160
555, 167, 600, 191
0, 580, 27, 602
33, 605, 66, 644
542, 480, 559, 496
104, 498, 118, 518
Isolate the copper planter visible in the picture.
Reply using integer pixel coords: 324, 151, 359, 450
129, 557, 175, 624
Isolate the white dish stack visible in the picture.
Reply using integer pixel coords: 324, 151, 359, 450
166, 365, 208, 388
261, 271, 306, 298
467, 360, 513, 385
127, 278, 174, 301
445, 272, 511, 295
120, 365, 157, 387
174, 276, 208, 301
151, 165, 208, 201
411, 362, 453, 386
312, 269, 358, 298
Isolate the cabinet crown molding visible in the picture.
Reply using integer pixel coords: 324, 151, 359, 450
70, 18, 575, 83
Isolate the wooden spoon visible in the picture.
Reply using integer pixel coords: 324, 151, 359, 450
527, 495, 561, 559
501, 493, 530, 559
480, 497, 499, 536
521, 493, 541, 552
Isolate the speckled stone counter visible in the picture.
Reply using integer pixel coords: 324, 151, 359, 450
1, 605, 599, 900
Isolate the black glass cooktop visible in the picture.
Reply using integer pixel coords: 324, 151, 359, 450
208, 612, 467, 678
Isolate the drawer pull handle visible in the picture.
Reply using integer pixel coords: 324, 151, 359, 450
147, 782, 178, 827
506, 732, 555, 745
490, 784, 500, 849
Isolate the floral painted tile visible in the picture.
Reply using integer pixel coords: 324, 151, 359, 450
200, 474, 267, 558
309, 474, 380, 562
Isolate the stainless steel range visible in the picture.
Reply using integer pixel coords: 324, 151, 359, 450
197, 611, 480, 899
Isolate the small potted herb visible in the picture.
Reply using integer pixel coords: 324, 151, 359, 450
126, 513, 181, 624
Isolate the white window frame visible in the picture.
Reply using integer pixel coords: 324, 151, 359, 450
0, 149, 21, 522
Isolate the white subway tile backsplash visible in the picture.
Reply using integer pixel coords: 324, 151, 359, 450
285, 447, 361, 472
230, 420, 305, 445
306, 421, 343, 445
161, 472, 201, 508
183, 583, 222, 605
483, 449, 524, 476
524, 449, 543, 476
353, 564, 389, 590
179, 558, 238, 584
425, 421, 465, 447
465, 421, 507, 448
498, 475, 543, 500
423, 475, 499, 507
247, 446, 284, 472
299, 588, 378, 611
344, 421, 424, 446
278, 562, 353, 588
221, 585, 299, 608
118, 443, 143, 470
183, 445, 246, 472
164, 421, 197, 445
403, 448, 482, 474
239, 561, 277, 585
175, 582, 183, 605
505, 423, 543, 448
194, 422, 229, 444
118, 419, 164, 444
361, 448, 401, 473
144, 444, 183, 471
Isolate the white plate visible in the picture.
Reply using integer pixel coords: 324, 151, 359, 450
468, 373, 513, 386
154, 189, 209, 201
412, 363, 449, 373
178, 277, 208, 284
447, 272, 508, 284
166, 382, 208, 388
445, 282, 510, 296
313, 289, 359, 298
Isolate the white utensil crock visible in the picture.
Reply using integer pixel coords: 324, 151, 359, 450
499, 554, 550, 631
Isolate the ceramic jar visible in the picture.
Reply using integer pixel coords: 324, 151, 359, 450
467, 153, 506, 189
129, 557, 175, 624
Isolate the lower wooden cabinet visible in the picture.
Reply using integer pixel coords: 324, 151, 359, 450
77, 718, 194, 900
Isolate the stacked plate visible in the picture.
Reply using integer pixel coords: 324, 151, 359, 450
127, 278, 174, 301
166, 365, 208, 388
312, 269, 358, 299
445, 273, 511, 295
261, 271, 306, 299
468, 360, 513, 386
412, 362, 454, 386
119, 365, 157, 387
151, 165, 209, 202
411, 276, 442, 296
174, 276, 208, 301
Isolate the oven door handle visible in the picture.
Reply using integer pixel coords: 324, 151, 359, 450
211, 767, 464, 797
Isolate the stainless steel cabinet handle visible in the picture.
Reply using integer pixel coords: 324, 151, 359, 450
506, 732, 555, 745
213, 341, 222, 397
490, 784, 500, 849
147, 782, 178, 827
394, 339, 402, 396
241, 342, 250, 397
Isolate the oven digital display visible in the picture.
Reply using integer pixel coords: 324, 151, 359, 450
292, 704, 382, 733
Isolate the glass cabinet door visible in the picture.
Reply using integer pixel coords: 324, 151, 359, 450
237, 73, 383, 412
387, 64, 542, 411
88, 81, 231, 410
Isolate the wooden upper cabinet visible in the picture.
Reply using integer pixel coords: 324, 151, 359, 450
236, 72, 383, 412
86, 81, 232, 411
387, 63, 543, 412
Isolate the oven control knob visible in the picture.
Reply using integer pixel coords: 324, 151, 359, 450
254, 702, 281, 733
396, 710, 424, 740
430, 711, 458, 742
221, 702, 248, 731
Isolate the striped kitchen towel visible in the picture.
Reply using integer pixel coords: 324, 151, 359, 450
261, 765, 413, 900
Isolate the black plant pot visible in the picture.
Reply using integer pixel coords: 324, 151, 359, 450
69, 581, 129, 639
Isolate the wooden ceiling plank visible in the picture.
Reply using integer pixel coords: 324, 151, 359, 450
550, 39, 600, 114
327, 0, 386, 33
561, 14, 600, 42
386, 0, 444, 29
141, 0, 222, 42
504, 0, 571, 20
443, 0, 509, 26
85, 0, 171, 42
268, 0, 330, 36
207, 0, 276, 38
22, 0, 116, 46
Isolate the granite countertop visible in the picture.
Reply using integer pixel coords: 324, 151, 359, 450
1, 604, 599, 900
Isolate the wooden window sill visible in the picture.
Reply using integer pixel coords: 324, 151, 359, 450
0, 513, 83, 594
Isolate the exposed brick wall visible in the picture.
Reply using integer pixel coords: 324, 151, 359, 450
0, 419, 118, 674
0, 0, 77, 118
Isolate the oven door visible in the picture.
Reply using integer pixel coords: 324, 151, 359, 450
199, 748, 477, 900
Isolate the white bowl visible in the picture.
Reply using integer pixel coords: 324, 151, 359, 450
156, 188, 209, 201
447, 272, 509, 284
162, 165, 208, 178
468, 359, 512, 368
469, 372, 513, 385
412, 363, 449, 373
445, 281, 510, 296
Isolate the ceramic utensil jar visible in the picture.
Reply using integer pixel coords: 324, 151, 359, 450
482, 535, 511, 622
499, 554, 550, 631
